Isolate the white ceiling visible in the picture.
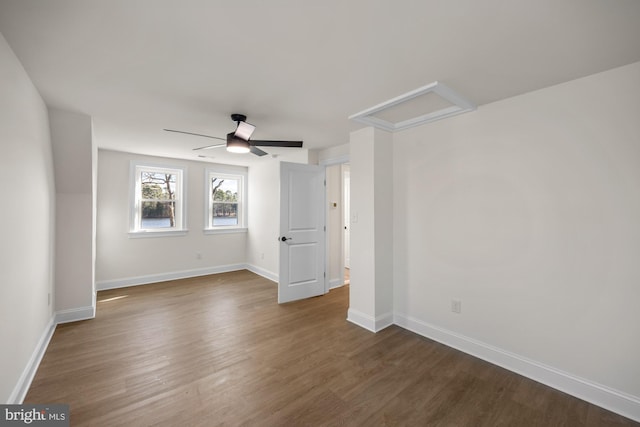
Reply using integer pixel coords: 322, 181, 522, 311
1, 0, 639, 166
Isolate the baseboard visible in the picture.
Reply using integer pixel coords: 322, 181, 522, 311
394, 312, 640, 423
8, 306, 97, 403
245, 264, 278, 283
95, 263, 247, 291
375, 312, 394, 331
329, 278, 344, 290
8, 315, 56, 404
55, 305, 96, 324
347, 308, 375, 332
347, 308, 393, 333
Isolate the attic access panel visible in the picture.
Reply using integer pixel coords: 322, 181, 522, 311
348, 81, 476, 132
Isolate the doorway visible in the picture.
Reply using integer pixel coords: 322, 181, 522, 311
342, 165, 350, 285
325, 162, 350, 290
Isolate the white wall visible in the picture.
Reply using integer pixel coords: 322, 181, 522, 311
393, 62, 640, 408
373, 131, 393, 317
349, 128, 376, 323
246, 159, 281, 281
96, 150, 247, 287
348, 127, 394, 331
316, 143, 349, 164
49, 108, 95, 318
0, 33, 55, 402
245, 151, 317, 282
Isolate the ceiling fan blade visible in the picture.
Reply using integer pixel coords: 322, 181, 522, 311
250, 146, 268, 157
250, 140, 303, 148
193, 143, 226, 151
164, 129, 225, 141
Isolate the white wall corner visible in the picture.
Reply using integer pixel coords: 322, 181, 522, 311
55, 306, 96, 325
347, 308, 376, 332
347, 308, 394, 333
329, 278, 344, 290
245, 264, 278, 283
375, 312, 394, 332
394, 312, 640, 423
8, 316, 56, 404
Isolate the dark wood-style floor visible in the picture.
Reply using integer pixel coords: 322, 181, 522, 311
26, 270, 637, 426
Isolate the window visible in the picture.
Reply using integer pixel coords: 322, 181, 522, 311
130, 163, 186, 236
205, 168, 247, 233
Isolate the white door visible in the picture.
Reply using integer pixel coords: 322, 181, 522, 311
343, 168, 351, 269
278, 162, 326, 304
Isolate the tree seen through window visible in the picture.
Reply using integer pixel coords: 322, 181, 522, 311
141, 172, 176, 228
211, 177, 239, 226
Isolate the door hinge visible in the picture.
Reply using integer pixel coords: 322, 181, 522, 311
324, 272, 326, 278
324, 225, 326, 231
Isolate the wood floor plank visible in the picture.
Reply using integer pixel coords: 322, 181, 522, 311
24, 270, 638, 426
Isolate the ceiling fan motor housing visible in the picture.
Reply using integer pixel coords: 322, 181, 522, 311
231, 113, 247, 123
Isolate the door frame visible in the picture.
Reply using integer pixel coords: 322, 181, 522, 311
320, 154, 350, 293
342, 165, 350, 271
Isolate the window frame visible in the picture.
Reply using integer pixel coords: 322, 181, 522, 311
204, 166, 248, 234
129, 161, 187, 238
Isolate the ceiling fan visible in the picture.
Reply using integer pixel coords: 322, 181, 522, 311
164, 114, 303, 157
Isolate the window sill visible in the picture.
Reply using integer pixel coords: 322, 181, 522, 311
203, 227, 248, 235
128, 229, 188, 239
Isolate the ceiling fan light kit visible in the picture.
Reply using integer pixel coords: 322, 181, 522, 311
226, 133, 251, 154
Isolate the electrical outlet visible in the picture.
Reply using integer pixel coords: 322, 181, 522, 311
260, 252, 265, 260
451, 299, 462, 314
196, 252, 203, 260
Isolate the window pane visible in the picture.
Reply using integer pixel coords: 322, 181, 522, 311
212, 203, 238, 226
141, 172, 176, 200
141, 201, 175, 228
132, 164, 184, 234
211, 178, 238, 202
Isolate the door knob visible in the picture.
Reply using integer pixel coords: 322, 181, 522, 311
280, 236, 292, 242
